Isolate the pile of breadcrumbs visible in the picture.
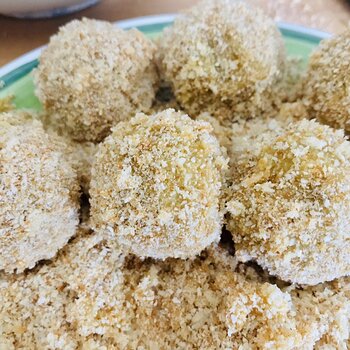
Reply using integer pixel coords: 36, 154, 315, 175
1, 0, 350, 348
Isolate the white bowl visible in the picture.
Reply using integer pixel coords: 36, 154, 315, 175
0, 0, 99, 18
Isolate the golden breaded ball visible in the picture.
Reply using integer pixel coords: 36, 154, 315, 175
90, 109, 227, 259
34, 18, 158, 142
0, 111, 80, 273
303, 30, 350, 134
157, 0, 285, 124
226, 119, 350, 285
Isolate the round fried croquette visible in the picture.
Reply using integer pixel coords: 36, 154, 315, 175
226, 119, 350, 285
90, 108, 228, 259
0, 111, 80, 274
157, 0, 286, 124
34, 18, 159, 142
303, 29, 350, 134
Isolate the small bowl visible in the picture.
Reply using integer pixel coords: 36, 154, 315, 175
0, 0, 99, 18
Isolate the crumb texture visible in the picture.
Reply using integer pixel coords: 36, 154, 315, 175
303, 29, 350, 134
0, 229, 307, 349
227, 119, 350, 284
157, 0, 286, 123
90, 109, 227, 259
290, 277, 350, 349
0, 111, 80, 273
34, 18, 159, 142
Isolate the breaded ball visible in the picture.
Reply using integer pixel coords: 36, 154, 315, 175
39, 110, 97, 192
226, 119, 350, 285
303, 29, 350, 134
157, 0, 285, 124
90, 109, 227, 259
0, 111, 80, 273
34, 18, 158, 142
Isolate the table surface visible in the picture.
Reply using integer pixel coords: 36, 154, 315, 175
0, 0, 350, 67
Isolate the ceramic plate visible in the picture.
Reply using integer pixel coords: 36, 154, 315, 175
0, 14, 331, 110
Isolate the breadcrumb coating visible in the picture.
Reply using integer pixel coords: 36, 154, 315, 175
39, 110, 97, 192
227, 119, 350, 285
0, 226, 91, 350
197, 112, 233, 154
0, 111, 80, 273
290, 278, 350, 349
65, 140, 96, 192
0, 265, 78, 350
68, 245, 304, 349
1, 224, 306, 349
198, 101, 306, 170
34, 18, 158, 142
157, 0, 286, 125
228, 105, 303, 181
90, 109, 227, 259
3, 223, 348, 349
303, 29, 350, 134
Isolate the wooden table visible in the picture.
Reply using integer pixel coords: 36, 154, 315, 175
0, 0, 350, 67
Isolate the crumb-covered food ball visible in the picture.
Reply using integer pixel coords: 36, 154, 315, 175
226, 119, 350, 285
0, 111, 80, 273
90, 109, 227, 259
303, 29, 350, 134
34, 18, 158, 142
157, 0, 285, 124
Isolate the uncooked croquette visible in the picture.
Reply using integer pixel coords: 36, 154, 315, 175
34, 18, 159, 142
303, 29, 350, 134
227, 119, 350, 285
90, 109, 227, 259
0, 111, 80, 274
157, 0, 286, 124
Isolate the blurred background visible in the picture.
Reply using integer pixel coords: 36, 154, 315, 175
0, 0, 350, 66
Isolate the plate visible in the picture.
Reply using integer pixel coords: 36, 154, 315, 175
0, 14, 331, 111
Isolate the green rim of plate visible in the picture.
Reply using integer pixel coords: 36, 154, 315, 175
0, 19, 326, 109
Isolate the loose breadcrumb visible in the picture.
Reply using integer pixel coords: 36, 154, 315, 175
0, 226, 93, 350
0, 111, 80, 273
68, 245, 304, 349
289, 277, 350, 349
90, 109, 227, 259
303, 29, 350, 134
227, 119, 350, 285
157, 0, 286, 124
1, 226, 305, 349
3, 222, 348, 349
34, 18, 159, 142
